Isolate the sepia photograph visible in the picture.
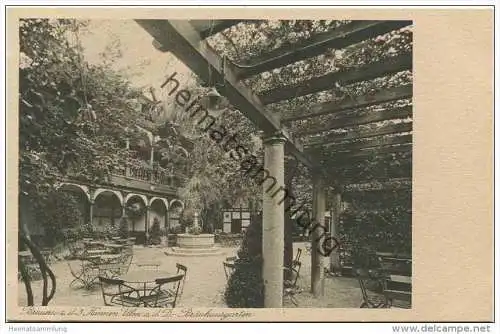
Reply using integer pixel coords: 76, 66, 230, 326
16, 17, 413, 310
5, 6, 493, 324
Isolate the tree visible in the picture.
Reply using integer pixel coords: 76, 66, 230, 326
19, 19, 145, 241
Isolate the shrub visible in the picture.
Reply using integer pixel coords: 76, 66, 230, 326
188, 225, 202, 235
119, 217, 129, 239
149, 218, 162, 245
81, 222, 96, 238
30, 191, 83, 246
224, 213, 264, 308
339, 190, 411, 269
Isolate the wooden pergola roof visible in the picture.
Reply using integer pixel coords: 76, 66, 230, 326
136, 19, 413, 189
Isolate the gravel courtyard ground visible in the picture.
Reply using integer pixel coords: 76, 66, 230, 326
17, 242, 361, 308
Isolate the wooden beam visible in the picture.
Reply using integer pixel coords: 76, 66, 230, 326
260, 53, 412, 105
285, 85, 413, 124
342, 171, 412, 185
327, 154, 412, 168
330, 167, 412, 184
297, 105, 412, 136
135, 20, 314, 168
342, 177, 412, 192
190, 20, 245, 38
304, 122, 413, 146
321, 143, 412, 161
237, 20, 412, 79
312, 134, 412, 152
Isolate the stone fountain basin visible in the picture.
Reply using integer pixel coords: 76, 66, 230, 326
177, 233, 215, 249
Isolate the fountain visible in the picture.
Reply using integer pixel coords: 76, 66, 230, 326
165, 212, 223, 257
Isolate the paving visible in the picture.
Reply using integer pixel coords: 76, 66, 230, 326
17, 243, 361, 308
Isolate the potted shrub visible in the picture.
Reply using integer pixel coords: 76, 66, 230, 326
119, 217, 129, 239
149, 218, 162, 246
224, 212, 264, 307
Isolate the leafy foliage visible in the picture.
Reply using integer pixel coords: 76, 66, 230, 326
32, 192, 83, 246
19, 19, 148, 241
339, 187, 411, 268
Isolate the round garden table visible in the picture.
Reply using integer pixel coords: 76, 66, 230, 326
121, 270, 173, 283
99, 254, 122, 263
121, 270, 175, 302
103, 243, 124, 253
85, 249, 108, 257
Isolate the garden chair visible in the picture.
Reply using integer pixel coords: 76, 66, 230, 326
142, 274, 185, 308
68, 240, 85, 259
175, 263, 188, 300
283, 261, 302, 306
223, 257, 237, 281
376, 255, 412, 308
176, 263, 187, 275
117, 249, 134, 275
354, 268, 389, 308
98, 276, 143, 307
68, 260, 99, 289
97, 255, 125, 279
294, 248, 302, 262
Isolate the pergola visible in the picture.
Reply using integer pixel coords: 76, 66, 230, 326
136, 19, 413, 307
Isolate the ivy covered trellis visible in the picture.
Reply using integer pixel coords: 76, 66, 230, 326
137, 19, 413, 307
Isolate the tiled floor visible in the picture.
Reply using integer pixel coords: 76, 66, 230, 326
17, 243, 362, 308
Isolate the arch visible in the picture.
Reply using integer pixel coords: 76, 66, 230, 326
57, 182, 91, 201
149, 196, 169, 210
92, 188, 124, 206
124, 193, 149, 207
169, 199, 185, 211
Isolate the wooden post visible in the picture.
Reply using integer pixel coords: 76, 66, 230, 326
144, 206, 150, 245
165, 209, 170, 247
284, 169, 294, 271
311, 174, 326, 297
330, 192, 342, 274
125, 138, 130, 177
149, 146, 155, 182
262, 133, 286, 308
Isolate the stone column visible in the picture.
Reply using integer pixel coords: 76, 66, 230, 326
262, 133, 286, 308
144, 205, 150, 245
89, 201, 94, 226
193, 212, 199, 228
311, 173, 326, 297
164, 209, 170, 247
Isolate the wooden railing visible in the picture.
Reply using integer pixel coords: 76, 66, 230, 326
111, 163, 186, 187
